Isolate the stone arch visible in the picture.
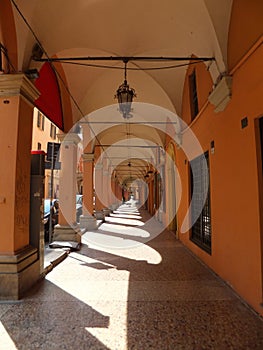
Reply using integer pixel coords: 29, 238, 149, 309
0, 0, 18, 71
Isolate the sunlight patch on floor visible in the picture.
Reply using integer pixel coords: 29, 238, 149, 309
46, 206, 162, 350
105, 216, 144, 226
85, 303, 128, 350
99, 223, 150, 237
114, 211, 140, 215
46, 260, 130, 350
114, 207, 140, 214
0, 322, 17, 349
82, 232, 162, 264
110, 213, 142, 220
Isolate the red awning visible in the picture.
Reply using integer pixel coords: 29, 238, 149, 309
34, 62, 64, 130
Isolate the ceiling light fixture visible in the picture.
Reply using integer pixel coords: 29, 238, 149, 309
115, 59, 136, 119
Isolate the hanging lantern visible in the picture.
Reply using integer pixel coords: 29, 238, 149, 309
115, 60, 136, 118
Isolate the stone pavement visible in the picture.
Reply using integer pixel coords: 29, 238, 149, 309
0, 205, 262, 349
43, 244, 69, 273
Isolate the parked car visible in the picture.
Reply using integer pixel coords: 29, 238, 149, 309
44, 199, 59, 242
44, 195, 83, 241
76, 194, 83, 222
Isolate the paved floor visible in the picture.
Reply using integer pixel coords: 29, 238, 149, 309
44, 244, 68, 270
0, 205, 263, 349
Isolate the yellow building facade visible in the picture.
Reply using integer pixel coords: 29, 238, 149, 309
31, 108, 60, 199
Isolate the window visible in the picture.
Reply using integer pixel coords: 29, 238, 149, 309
37, 142, 41, 150
37, 111, 45, 130
190, 151, 211, 253
50, 124, 56, 139
189, 69, 199, 120
37, 111, 41, 128
41, 114, 45, 130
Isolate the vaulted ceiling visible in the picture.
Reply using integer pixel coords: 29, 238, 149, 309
8, 0, 233, 184
13, 0, 232, 115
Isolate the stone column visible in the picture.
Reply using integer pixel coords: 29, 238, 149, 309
94, 162, 105, 220
0, 74, 41, 299
116, 183, 122, 202
79, 153, 97, 230
141, 181, 148, 209
53, 133, 81, 243
148, 181, 153, 214
109, 167, 118, 210
102, 168, 109, 205
94, 162, 103, 210
102, 167, 112, 216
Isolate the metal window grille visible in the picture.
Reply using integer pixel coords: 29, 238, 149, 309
190, 151, 211, 254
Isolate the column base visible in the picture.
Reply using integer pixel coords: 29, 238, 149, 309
0, 246, 40, 300
110, 203, 119, 211
79, 215, 98, 230
94, 210, 105, 221
53, 224, 82, 243
103, 208, 112, 216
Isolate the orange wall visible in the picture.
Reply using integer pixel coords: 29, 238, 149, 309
176, 42, 263, 315
228, 0, 263, 71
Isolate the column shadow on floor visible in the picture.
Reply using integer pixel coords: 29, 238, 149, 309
0, 279, 110, 350
1, 205, 262, 349
79, 207, 263, 349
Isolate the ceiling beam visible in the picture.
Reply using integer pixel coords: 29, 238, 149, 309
95, 145, 160, 148
34, 56, 215, 63
80, 121, 178, 125
105, 157, 152, 160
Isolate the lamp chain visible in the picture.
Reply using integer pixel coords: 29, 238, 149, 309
124, 61, 127, 82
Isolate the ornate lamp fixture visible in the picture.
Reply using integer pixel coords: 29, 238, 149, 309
115, 60, 136, 119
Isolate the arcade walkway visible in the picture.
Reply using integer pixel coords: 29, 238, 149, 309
0, 205, 263, 349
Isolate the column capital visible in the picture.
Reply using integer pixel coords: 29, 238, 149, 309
0, 73, 40, 103
57, 133, 81, 145
82, 153, 94, 162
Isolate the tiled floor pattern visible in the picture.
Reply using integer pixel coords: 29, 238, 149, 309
0, 205, 263, 349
